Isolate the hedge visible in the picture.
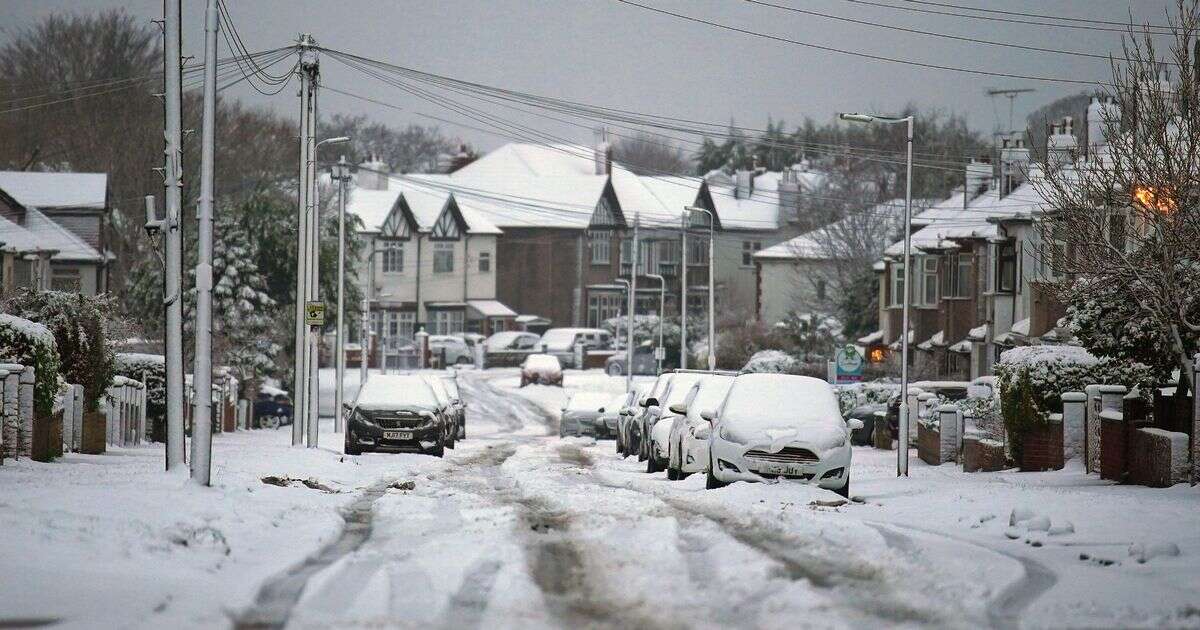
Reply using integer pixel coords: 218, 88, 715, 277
0, 313, 61, 419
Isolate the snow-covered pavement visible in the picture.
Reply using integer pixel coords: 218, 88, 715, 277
2, 369, 1199, 629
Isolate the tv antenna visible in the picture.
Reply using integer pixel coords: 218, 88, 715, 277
986, 87, 1036, 135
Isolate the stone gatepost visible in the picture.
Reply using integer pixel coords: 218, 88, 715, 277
1097, 385, 1128, 481
938, 404, 961, 464
19, 366, 35, 458
2, 366, 20, 460
1084, 384, 1104, 473
1061, 391, 1086, 462
61, 384, 75, 452
416, 329, 429, 370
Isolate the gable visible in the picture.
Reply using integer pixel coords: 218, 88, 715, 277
588, 180, 625, 229
431, 196, 467, 240
690, 183, 722, 230
381, 195, 416, 240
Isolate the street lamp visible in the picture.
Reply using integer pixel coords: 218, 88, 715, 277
839, 111, 914, 477
645, 273, 665, 374
615, 277, 631, 377
684, 206, 716, 371
330, 154, 352, 434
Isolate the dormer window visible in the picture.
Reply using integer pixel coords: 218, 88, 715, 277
432, 208, 461, 240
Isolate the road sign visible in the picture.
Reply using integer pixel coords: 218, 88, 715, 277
304, 301, 326, 326
834, 345, 864, 384
654, 346, 666, 361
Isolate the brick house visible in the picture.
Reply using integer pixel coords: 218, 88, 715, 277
0, 172, 109, 296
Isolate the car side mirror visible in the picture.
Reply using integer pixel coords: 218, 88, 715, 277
642, 397, 658, 408
700, 409, 716, 422
669, 403, 688, 415
847, 418, 864, 431
694, 425, 711, 440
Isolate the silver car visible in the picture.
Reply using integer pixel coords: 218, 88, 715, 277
560, 391, 614, 438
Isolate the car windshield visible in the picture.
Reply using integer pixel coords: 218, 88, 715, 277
355, 375, 439, 410
688, 375, 735, 416
440, 378, 460, 399
567, 392, 611, 411
662, 373, 704, 407
422, 376, 450, 405
484, 331, 523, 349
539, 329, 580, 350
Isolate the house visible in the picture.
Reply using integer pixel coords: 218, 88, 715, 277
346, 160, 510, 362
753, 198, 912, 327
0, 172, 109, 296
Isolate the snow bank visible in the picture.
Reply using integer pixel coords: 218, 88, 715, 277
741, 349, 798, 373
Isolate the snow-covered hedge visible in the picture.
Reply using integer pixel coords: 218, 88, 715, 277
0, 313, 61, 419
742, 349, 798, 374
115, 353, 165, 434
995, 345, 1154, 414
835, 381, 898, 414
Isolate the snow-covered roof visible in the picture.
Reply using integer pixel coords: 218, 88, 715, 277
2, 207, 103, 261
412, 171, 609, 230
917, 330, 945, 351
757, 199, 909, 261
888, 330, 914, 350
857, 329, 884, 345
0, 171, 107, 209
467, 300, 517, 318
0, 213, 43, 253
346, 177, 501, 236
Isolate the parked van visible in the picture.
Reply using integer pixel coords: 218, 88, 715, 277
538, 327, 613, 369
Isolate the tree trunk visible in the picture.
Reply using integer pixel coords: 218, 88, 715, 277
1169, 323, 1193, 398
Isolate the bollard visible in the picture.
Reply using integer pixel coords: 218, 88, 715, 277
1061, 391, 1086, 462
61, 383, 74, 452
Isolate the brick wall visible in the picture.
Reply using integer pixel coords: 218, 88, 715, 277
1129, 428, 1189, 487
1020, 418, 1063, 471
963, 435, 1006, 472
1099, 411, 1126, 481
918, 422, 941, 465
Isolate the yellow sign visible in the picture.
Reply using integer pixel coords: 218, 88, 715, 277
304, 301, 326, 326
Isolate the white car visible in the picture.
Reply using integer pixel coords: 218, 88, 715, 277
644, 371, 706, 473
622, 374, 671, 459
706, 373, 862, 497
428, 335, 474, 366
666, 373, 735, 480
422, 374, 458, 449
520, 354, 563, 387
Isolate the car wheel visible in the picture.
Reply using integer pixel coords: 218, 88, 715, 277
646, 449, 660, 473
705, 468, 727, 490
667, 464, 678, 480
456, 356, 471, 365
344, 439, 362, 456
607, 363, 623, 376
834, 474, 850, 499
428, 439, 445, 458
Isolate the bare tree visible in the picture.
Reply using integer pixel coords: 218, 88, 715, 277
1034, 0, 1200, 395
612, 131, 689, 175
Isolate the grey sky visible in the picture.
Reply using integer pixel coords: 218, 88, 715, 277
0, 0, 1175, 153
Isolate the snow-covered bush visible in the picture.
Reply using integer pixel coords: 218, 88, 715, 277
834, 381, 898, 414
115, 353, 165, 440
995, 345, 1154, 414
958, 393, 1003, 443
742, 349, 798, 374
0, 313, 61, 419
3, 289, 116, 413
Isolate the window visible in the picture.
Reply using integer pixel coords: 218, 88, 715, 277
689, 237, 709, 265
890, 264, 905, 307
50, 268, 82, 292
433, 242, 454, 273
741, 240, 761, 266
942, 253, 971, 298
384, 311, 415, 343
381, 240, 404, 273
587, 292, 623, 327
431, 310, 464, 335
588, 230, 611, 265
996, 242, 1016, 292
657, 240, 680, 275
920, 256, 938, 305
478, 251, 491, 273
816, 279, 826, 301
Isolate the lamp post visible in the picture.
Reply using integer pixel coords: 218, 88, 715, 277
330, 154, 352, 434
684, 206, 716, 371
615, 277, 631, 375
839, 111, 914, 477
645, 273, 665, 374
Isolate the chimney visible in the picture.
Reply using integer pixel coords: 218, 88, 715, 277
1046, 118, 1078, 170
778, 165, 802, 223
356, 154, 389, 191
964, 159, 991, 197
734, 169, 754, 199
1086, 96, 1120, 159
1000, 133, 1030, 196
593, 127, 611, 175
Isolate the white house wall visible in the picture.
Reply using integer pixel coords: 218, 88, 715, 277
362, 233, 498, 322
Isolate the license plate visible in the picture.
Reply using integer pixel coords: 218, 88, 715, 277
764, 464, 804, 476
384, 430, 412, 440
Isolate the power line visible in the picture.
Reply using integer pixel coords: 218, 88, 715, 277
893, 0, 1174, 32
838, 0, 1173, 35
610, 0, 1108, 86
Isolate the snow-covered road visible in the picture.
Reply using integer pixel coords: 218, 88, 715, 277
4, 369, 1198, 629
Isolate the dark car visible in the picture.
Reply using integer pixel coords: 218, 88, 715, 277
345, 374, 449, 457
253, 394, 292, 429
845, 403, 886, 446
886, 381, 969, 439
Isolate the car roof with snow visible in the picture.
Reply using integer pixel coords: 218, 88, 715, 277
523, 354, 561, 369
720, 373, 843, 430
566, 392, 613, 411
661, 372, 706, 407
686, 374, 736, 414
355, 375, 440, 410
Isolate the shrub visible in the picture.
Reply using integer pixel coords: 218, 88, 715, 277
0, 313, 61, 419
115, 353, 165, 440
995, 345, 1154, 414
1000, 367, 1042, 464
958, 393, 1003, 442
3, 289, 116, 413
742, 349, 797, 374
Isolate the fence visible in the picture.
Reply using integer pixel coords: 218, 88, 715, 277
104, 376, 148, 448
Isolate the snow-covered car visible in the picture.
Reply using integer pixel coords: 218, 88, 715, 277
845, 403, 886, 446
603, 390, 639, 453
538, 328, 613, 369
628, 373, 674, 461
706, 373, 862, 496
666, 373, 735, 480
644, 371, 706, 473
345, 374, 449, 457
604, 343, 658, 376
885, 380, 969, 440
520, 354, 563, 387
428, 335, 474, 366
559, 391, 615, 438
440, 374, 467, 440
482, 331, 541, 367
421, 374, 459, 449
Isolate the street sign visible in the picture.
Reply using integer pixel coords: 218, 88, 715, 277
834, 345, 864, 384
304, 301, 326, 326
654, 346, 666, 361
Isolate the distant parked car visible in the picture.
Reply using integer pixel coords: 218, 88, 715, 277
885, 380, 969, 440
483, 331, 541, 367
422, 375, 459, 450
253, 393, 292, 429
345, 374, 449, 457
428, 335, 474, 366
666, 373, 735, 480
706, 373, 860, 497
602, 390, 638, 452
438, 373, 467, 440
605, 343, 658, 376
538, 327, 613, 369
644, 371, 707, 473
624, 373, 673, 460
560, 391, 613, 438
845, 403, 886, 446
520, 354, 563, 387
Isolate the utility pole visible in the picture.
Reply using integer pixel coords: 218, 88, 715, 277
190, 0, 219, 485
332, 156, 351, 433
626, 213, 638, 392
292, 35, 316, 447
162, 0, 185, 471
679, 210, 687, 370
